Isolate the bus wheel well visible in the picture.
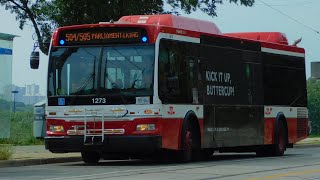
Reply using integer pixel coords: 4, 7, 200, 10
184, 111, 201, 149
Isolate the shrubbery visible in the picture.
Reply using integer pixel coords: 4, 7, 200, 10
10, 112, 43, 145
0, 111, 43, 145
0, 144, 13, 160
307, 79, 320, 135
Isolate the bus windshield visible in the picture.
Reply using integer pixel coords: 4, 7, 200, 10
48, 45, 154, 97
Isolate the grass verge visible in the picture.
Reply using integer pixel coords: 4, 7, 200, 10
308, 134, 320, 138
0, 111, 43, 145
0, 144, 13, 160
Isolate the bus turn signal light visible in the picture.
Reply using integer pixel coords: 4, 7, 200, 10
136, 124, 155, 131
49, 125, 64, 133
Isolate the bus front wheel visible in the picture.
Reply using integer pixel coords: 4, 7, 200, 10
180, 123, 192, 162
179, 119, 200, 162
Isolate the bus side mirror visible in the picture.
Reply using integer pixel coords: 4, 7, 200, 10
30, 51, 39, 69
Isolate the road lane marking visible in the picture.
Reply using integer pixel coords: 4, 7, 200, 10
247, 169, 320, 180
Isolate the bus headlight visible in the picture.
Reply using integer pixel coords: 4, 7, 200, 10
136, 124, 155, 131
49, 125, 65, 133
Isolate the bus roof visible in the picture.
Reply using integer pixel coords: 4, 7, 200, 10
224, 32, 289, 45
52, 14, 304, 54
118, 14, 222, 35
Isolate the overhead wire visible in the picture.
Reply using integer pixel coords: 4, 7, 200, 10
258, 0, 320, 35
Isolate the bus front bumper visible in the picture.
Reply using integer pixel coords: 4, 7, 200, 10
44, 135, 162, 153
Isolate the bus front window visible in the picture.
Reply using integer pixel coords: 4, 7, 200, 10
48, 47, 99, 96
48, 45, 154, 97
101, 45, 154, 93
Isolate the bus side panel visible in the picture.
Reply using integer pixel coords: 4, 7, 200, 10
288, 116, 308, 143
200, 35, 265, 148
160, 118, 183, 150
296, 117, 308, 141
262, 52, 307, 144
287, 118, 297, 144
211, 106, 264, 147
203, 105, 215, 148
264, 117, 307, 145
264, 118, 275, 144
203, 105, 265, 148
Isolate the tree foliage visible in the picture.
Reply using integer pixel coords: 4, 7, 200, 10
307, 79, 320, 134
0, 0, 49, 54
167, 0, 254, 16
0, 0, 254, 55
44, 0, 164, 27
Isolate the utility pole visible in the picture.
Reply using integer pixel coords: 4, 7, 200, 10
11, 90, 18, 113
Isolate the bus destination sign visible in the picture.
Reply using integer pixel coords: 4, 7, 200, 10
58, 28, 148, 45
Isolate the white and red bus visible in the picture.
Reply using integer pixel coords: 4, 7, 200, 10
31, 14, 308, 163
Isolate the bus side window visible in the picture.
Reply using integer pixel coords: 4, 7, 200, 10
167, 52, 180, 90
159, 39, 196, 104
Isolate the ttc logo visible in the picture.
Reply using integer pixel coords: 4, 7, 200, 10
168, 106, 175, 115
265, 107, 272, 115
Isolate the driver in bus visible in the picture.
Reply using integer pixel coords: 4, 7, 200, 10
142, 69, 153, 89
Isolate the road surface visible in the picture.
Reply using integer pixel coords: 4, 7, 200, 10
1, 146, 320, 180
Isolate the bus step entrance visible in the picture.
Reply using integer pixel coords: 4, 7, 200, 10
83, 109, 105, 146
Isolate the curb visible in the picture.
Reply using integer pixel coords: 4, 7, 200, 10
0, 156, 82, 168
294, 143, 320, 148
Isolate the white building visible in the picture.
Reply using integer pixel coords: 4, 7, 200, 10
0, 32, 16, 138
25, 83, 40, 96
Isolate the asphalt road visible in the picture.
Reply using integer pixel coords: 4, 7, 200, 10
1, 146, 320, 180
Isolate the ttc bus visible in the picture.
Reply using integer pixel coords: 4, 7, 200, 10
31, 14, 308, 163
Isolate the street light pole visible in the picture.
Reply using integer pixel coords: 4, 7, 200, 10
11, 90, 18, 113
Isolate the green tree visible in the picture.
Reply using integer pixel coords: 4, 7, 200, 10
0, 0, 254, 55
0, 0, 49, 54
307, 79, 320, 134
167, 0, 254, 16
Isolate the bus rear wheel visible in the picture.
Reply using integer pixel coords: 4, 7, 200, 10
257, 120, 287, 157
81, 151, 100, 164
271, 120, 286, 156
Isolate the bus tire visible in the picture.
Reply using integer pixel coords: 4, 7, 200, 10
81, 151, 100, 164
179, 117, 201, 162
256, 119, 287, 157
180, 120, 193, 162
271, 120, 287, 156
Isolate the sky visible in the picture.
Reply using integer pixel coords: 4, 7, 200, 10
0, 0, 319, 95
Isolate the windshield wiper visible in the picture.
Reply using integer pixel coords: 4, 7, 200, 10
74, 73, 95, 95
74, 57, 96, 95
105, 72, 119, 89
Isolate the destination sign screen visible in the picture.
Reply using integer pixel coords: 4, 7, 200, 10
58, 27, 148, 45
